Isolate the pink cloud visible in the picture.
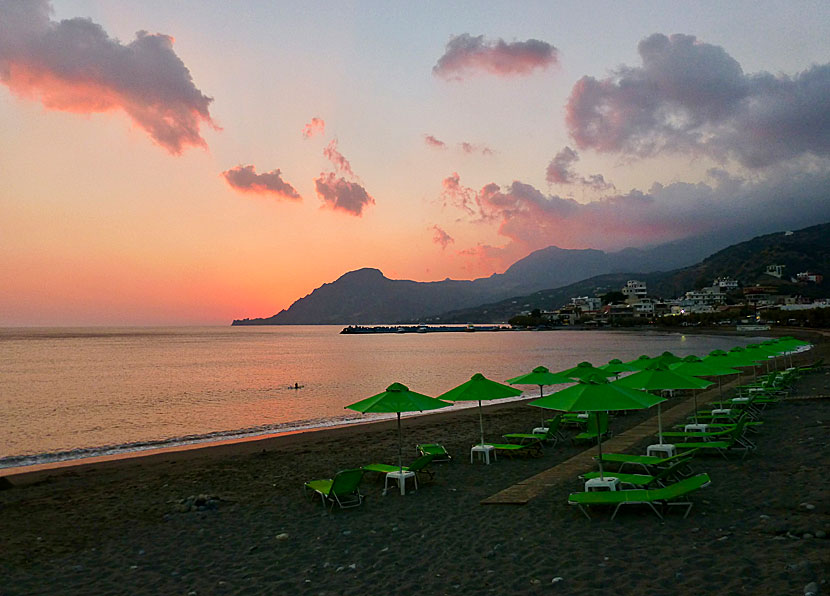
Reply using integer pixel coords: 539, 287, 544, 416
221, 165, 301, 201
431, 225, 454, 249
314, 172, 374, 216
566, 33, 830, 167
433, 33, 558, 81
441, 169, 830, 270
302, 117, 325, 139
440, 172, 479, 216
323, 138, 355, 177
0, 0, 217, 154
424, 134, 447, 149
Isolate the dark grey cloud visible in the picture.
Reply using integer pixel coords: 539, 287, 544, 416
0, 0, 216, 154
566, 33, 830, 167
433, 33, 558, 81
441, 168, 830, 268
545, 146, 614, 190
222, 165, 301, 201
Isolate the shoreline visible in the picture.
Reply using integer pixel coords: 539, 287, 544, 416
3, 327, 819, 483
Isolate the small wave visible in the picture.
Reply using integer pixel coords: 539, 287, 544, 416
0, 413, 401, 470
0, 391, 535, 471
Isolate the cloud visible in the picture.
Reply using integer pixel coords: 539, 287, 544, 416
431, 225, 454, 249
424, 134, 447, 149
440, 172, 479, 216
323, 138, 355, 177
442, 169, 830, 269
314, 172, 374, 216
460, 141, 493, 156
566, 33, 830, 168
425, 134, 493, 155
302, 117, 325, 139
0, 0, 216, 154
433, 33, 558, 81
221, 165, 301, 201
545, 146, 614, 190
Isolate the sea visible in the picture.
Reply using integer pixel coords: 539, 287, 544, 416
0, 325, 762, 470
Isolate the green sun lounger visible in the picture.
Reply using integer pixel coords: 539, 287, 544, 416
596, 449, 698, 474
572, 412, 610, 445
304, 468, 365, 511
362, 454, 437, 485
416, 443, 452, 462
503, 417, 563, 447
582, 459, 694, 488
489, 440, 543, 458
674, 424, 753, 458
568, 473, 711, 519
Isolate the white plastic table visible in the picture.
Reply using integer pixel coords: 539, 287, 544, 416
646, 443, 676, 458
585, 477, 620, 492
684, 423, 709, 432
470, 444, 496, 464
384, 470, 416, 496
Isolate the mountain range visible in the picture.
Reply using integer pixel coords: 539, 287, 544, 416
428, 222, 830, 323
232, 223, 829, 325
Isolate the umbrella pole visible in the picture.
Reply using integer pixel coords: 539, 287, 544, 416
539, 385, 545, 426
397, 412, 403, 475
693, 390, 698, 424
478, 400, 485, 446
657, 403, 663, 444
597, 412, 604, 480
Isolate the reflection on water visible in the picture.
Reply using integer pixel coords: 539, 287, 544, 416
0, 326, 758, 463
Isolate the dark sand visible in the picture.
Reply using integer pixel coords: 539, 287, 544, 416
1, 333, 828, 596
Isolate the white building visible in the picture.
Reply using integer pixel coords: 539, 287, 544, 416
570, 296, 602, 312
713, 277, 738, 291
765, 264, 784, 279
622, 280, 647, 302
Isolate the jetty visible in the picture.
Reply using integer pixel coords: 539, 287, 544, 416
340, 324, 513, 334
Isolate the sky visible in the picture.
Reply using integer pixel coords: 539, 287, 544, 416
1, 0, 829, 325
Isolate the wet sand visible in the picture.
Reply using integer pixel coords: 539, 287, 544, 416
1, 334, 828, 596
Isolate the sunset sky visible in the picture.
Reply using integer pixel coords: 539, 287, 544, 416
2, 0, 829, 325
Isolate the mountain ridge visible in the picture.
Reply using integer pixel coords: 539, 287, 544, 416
426, 222, 830, 323
232, 229, 762, 325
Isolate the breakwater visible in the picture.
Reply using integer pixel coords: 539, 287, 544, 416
340, 324, 513, 334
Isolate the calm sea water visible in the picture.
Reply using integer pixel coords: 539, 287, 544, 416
0, 326, 760, 468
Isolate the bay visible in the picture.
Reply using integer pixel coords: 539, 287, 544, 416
0, 325, 755, 468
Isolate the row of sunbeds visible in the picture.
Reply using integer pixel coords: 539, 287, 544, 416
566, 366, 807, 519
305, 365, 809, 515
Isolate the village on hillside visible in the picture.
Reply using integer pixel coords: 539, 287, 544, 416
510, 265, 829, 330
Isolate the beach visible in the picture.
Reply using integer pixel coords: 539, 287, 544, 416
1, 334, 828, 596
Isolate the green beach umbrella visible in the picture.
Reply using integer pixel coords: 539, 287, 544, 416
669, 355, 741, 421
529, 373, 666, 478
727, 346, 765, 366
506, 365, 573, 425
557, 361, 616, 380
743, 343, 782, 375
438, 373, 523, 447
654, 351, 683, 366
613, 363, 713, 443
598, 358, 639, 379
766, 337, 811, 368
346, 382, 451, 475
625, 354, 657, 370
